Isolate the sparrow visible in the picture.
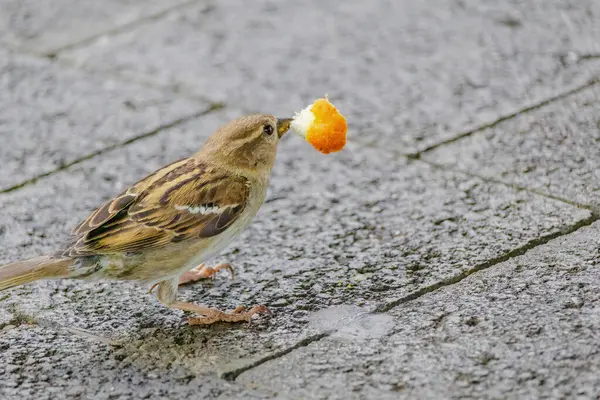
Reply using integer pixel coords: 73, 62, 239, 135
0, 115, 293, 325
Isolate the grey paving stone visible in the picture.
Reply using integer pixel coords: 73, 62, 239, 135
239, 221, 600, 400
60, 0, 600, 152
0, 49, 209, 191
0, 325, 270, 400
424, 83, 600, 209
0, 107, 591, 391
0, 0, 191, 54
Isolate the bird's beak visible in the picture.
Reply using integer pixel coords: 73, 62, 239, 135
276, 118, 293, 138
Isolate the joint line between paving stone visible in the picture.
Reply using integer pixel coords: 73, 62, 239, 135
416, 158, 599, 215
220, 332, 330, 381
407, 77, 600, 159
1, 43, 222, 107
375, 212, 599, 314
59, 56, 221, 107
4, 28, 598, 381
228, 208, 599, 380
0, 103, 225, 194
42, 0, 205, 57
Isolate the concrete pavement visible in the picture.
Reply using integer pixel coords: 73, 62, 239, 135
1, 0, 599, 399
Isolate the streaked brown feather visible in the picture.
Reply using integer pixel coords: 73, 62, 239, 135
72, 158, 194, 235
67, 158, 250, 257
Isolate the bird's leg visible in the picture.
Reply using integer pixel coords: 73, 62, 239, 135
155, 277, 270, 326
178, 263, 234, 286
147, 263, 234, 294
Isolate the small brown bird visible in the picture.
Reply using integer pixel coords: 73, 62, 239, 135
0, 115, 293, 325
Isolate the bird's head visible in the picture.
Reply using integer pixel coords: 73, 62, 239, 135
200, 114, 292, 174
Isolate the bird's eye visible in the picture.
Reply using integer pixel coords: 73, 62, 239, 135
263, 124, 274, 136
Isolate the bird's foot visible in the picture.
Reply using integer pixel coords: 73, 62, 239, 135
170, 301, 270, 326
188, 304, 270, 325
178, 263, 234, 286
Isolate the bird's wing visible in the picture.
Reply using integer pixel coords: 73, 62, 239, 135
68, 158, 250, 256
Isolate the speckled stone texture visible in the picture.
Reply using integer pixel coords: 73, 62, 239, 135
1, 0, 599, 398
0, 0, 192, 54
424, 84, 600, 210
0, 49, 209, 191
239, 222, 600, 399
59, 0, 600, 152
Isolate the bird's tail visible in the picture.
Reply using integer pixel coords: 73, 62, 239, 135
0, 256, 72, 291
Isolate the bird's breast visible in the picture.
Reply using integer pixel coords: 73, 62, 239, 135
174, 181, 268, 274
